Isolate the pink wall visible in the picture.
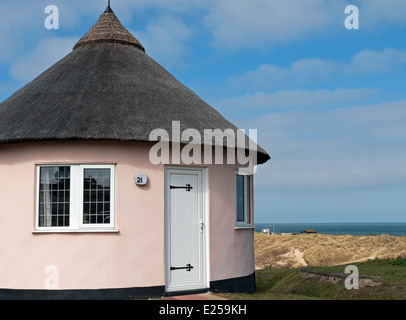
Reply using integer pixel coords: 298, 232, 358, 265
208, 164, 255, 281
0, 141, 254, 290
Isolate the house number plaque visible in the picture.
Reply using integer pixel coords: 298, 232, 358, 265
135, 173, 148, 186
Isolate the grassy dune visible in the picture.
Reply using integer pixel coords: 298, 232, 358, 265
254, 232, 406, 269
223, 233, 406, 300
225, 257, 406, 300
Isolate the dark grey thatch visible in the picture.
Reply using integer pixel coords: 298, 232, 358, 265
0, 6, 270, 164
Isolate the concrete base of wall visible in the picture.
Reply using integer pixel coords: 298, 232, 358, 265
0, 286, 165, 300
0, 273, 256, 300
210, 272, 256, 294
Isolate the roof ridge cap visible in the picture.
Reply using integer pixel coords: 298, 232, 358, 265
104, 4, 114, 13
73, 6, 145, 52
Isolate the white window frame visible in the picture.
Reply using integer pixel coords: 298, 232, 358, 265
35, 164, 116, 232
235, 171, 252, 228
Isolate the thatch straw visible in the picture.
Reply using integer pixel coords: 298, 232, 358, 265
73, 7, 145, 52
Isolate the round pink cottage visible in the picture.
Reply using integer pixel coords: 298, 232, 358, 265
0, 5, 269, 300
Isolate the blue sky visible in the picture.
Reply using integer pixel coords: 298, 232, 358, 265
1, 0, 405, 223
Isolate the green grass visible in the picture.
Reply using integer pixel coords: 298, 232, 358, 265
224, 257, 406, 300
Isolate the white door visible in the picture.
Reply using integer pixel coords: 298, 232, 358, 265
165, 167, 207, 292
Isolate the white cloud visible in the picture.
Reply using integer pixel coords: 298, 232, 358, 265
130, 0, 195, 12
9, 37, 78, 83
217, 88, 377, 115
226, 58, 339, 92
0, 1, 90, 62
0, 1, 41, 61
226, 48, 406, 92
202, 0, 406, 50
250, 100, 406, 190
204, 0, 344, 50
348, 49, 406, 75
133, 17, 193, 69
359, 0, 406, 27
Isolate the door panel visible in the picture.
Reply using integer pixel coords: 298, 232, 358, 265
165, 168, 207, 292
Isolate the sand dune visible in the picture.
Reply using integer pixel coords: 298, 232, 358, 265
254, 232, 406, 269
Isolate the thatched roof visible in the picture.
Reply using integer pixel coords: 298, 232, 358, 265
0, 6, 270, 164
73, 6, 145, 52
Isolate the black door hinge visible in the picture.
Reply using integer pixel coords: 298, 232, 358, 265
170, 184, 193, 192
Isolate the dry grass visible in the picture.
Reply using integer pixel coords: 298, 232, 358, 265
254, 232, 406, 270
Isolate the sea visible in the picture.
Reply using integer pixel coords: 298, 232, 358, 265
254, 222, 406, 236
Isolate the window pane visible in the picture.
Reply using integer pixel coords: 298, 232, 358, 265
236, 175, 245, 222
39, 166, 70, 227
246, 177, 251, 225
83, 169, 110, 224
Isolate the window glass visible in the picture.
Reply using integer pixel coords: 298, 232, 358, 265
39, 166, 70, 227
246, 177, 251, 225
83, 168, 111, 224
236, 174, 245, 222
236, 173, 252, 227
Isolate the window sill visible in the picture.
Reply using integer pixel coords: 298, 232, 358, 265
234, 226, 254, 230
32, 229, 119, 234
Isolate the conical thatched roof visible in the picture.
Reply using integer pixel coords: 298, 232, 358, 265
73, 6, 145, 52
0, 6, 270, 164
